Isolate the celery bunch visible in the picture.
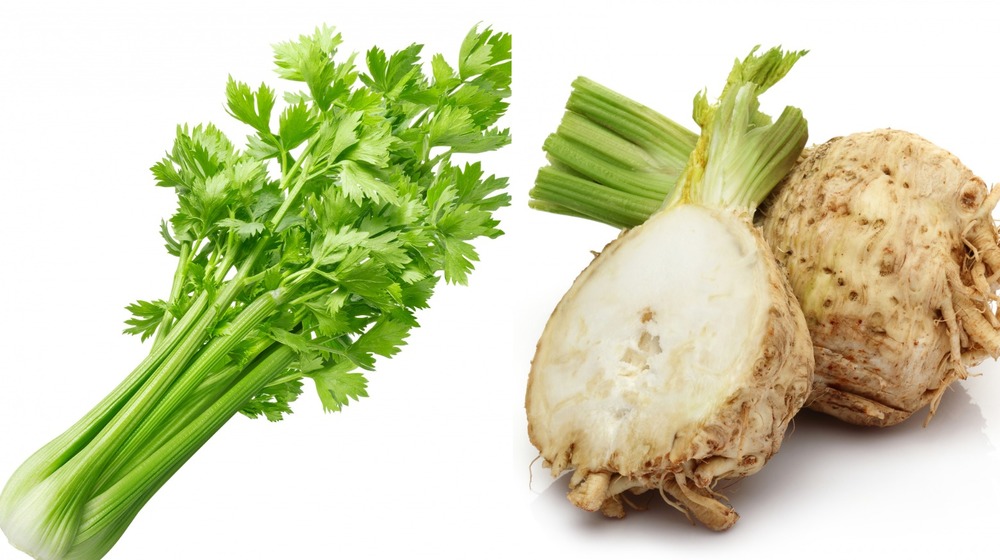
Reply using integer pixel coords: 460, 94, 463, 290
0, 24, 511, 560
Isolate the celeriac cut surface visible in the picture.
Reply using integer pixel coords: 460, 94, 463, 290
526, 205, 813, 529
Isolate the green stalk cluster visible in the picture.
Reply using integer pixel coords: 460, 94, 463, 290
531, 46, 808, 227
530, 77, 697, 228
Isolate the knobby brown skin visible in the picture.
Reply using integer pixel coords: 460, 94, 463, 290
526, 214, 813, 530
760, 129, 1000, 427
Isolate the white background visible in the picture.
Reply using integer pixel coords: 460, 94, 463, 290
1, 0, 999, 558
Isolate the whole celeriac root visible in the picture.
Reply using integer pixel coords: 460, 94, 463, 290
760, 129, 1000, 426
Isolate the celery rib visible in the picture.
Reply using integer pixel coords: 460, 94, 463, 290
531, 49, 807, 228
530, 76, 697, 229
77, 347, 296, 547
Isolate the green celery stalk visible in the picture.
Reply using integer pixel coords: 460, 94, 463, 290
530, 47, 808, 226
529, 77, 697, 228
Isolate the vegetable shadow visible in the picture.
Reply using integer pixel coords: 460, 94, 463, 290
528, 383, 996, 540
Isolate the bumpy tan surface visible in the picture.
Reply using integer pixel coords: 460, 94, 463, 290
526, 208, 813, 530
761, 129, 1000, 426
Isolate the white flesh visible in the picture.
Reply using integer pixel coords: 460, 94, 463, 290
528, 204, 771, 474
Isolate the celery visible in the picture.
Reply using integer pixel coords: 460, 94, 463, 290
0, 24, 512, 560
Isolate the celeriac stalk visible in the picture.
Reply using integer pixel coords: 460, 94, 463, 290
530, 48, 807, 226
530, 77, 696, 227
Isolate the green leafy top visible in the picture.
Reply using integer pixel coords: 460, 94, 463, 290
673, 46, 808, 212
142, 24, 511, 417
0, 26, 511, 560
